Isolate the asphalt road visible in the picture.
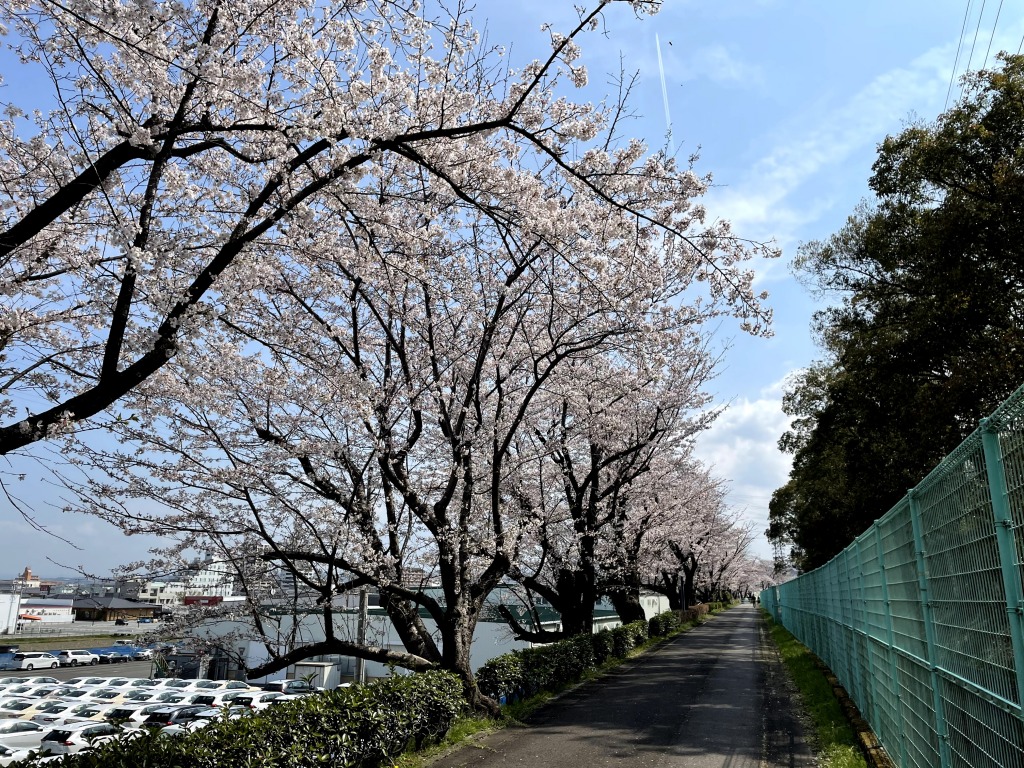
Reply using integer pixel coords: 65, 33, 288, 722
432, 604, 815, 768
1, 660, 155, 682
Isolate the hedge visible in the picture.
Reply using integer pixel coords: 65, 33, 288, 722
478, 616, 678, 702
24, 670, 465, 768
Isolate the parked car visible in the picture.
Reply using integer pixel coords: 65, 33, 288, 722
0, 680, 27, 687
31, 702, 109, 725
126, 679, 162, 689
0, 718, 46, 749
56, 650, 99, 667
93, 678, 136, 688
30, 701, 101, 724
139, 705, 209, 729
8, 653, 58, 671
262, 679, 319, 695
231, 692, 285, 710
86, 689, 132, 704
107, 703, 179, 728
152, 679, 194, 690
0, 743, 32, 767
159, 706, 249, 737
114, 619, 128, 626
120, 690, 162, 704
130, 649, 153, 660
184, 691, 246, 708
39, 720, 120, 755
97, 652, 130, 664
0, 698, 65, 719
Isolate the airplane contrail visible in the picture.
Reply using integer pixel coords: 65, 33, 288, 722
655, 33, 673, 150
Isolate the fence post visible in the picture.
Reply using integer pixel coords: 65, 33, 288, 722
908, 488, 951, 768
853, 541, 877, 731
980, 418, 1024, 711
875, 525, 908, 768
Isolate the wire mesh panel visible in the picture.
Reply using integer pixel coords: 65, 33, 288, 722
916, 439, 1016, 704
896, 653, 943, 768
760, 382, 1024, 768
879, 503, 929, 663
943, 681, 1024, 768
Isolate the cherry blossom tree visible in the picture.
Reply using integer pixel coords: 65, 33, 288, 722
642, 485, 756, 609
0, 0, 771, 458
500, 349, 718, 640
6, 0, 775, 711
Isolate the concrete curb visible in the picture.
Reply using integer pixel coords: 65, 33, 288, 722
815, 660, 897, 768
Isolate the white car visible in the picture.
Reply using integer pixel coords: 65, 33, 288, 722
2, 699, 67, 720
39, 720, 120, 755
126, 679, 162, 689
0, 718, 47, 749
56, 650, 100, 668
231, 691, 286, 710
85, 688, 133, 704
107, 703, 182, 728
31, 702, 101, 725
7, 653, 58, 671
191, 680, 254, 691
0, 743, 33, 767
159, 706, 248, 737
182, 690, 248, 707
151, 679, 194, 690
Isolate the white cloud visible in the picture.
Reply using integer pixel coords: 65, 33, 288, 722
672, 44, 764, 86
694, 377, 795, 557
706, 43, 954, 246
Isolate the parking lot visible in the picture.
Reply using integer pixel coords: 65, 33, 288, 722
4, 660, 156, 683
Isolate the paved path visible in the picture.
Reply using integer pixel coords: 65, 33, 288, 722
433, 604, 815, 768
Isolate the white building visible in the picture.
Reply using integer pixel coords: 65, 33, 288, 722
185, 559, 235, 599
0, 594, 18, 635
137, 581, 187, 606
20, 598, 74, 624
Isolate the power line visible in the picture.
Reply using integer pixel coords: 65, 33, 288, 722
963, 0, 988, 76
982, 0, 1004, 69
946, 0, 974, 109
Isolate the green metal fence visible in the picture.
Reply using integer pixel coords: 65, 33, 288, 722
761, 382, 1024, 768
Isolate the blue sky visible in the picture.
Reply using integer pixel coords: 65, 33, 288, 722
2, 0, 1022, 575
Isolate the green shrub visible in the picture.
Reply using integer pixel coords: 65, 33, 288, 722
591, 629, 615, 664
476, 652, 525, 700
648, 610, 680, 637
38, 670, 465, 768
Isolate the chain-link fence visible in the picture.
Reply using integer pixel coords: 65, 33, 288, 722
761, 382, 1024, 768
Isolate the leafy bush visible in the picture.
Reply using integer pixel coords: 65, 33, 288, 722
591, 629, 615, 664
33, 670, 465, 768
475, 653, 525, 701
610, 620, 647, 657
648, 611, 680, 637
676, 604, 710, 625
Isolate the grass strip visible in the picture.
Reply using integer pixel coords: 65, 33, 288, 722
762, 612, 868, 768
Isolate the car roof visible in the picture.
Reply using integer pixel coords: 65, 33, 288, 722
49, 719, 113, 731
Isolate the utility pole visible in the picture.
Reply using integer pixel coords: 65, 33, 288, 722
355, 586, 368, 684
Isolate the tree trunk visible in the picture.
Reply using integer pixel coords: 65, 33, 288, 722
682, 562, 698, 610
439, 605, 500, 716
607, 589, 646, 625
555, 568, 596, 636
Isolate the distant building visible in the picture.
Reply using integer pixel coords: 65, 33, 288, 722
71, 596, 161, 622
184, 556, 235, 599
19, 597, 74, 624
136, 581, 187, 607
